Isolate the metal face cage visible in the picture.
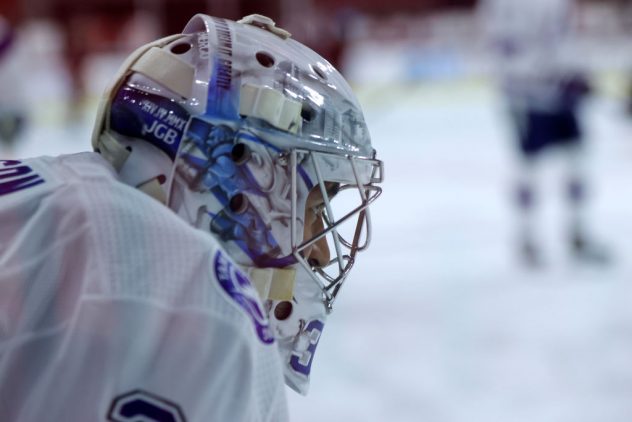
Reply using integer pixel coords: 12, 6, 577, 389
288, 148, 383, 312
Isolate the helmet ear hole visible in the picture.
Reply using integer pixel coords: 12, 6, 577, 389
231, 143, 251, 164
274, 301, 293, 320
301, 104, 315, 122
229, 193, 249, 214
170, 43, 192, 55
310, 64, 327, 80
256, 51, 275, 68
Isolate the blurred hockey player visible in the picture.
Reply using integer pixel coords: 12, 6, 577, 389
0, 16, 26, 151
0, 13, 383, 421
479, 0, 607, 267
627, 76, 632, 117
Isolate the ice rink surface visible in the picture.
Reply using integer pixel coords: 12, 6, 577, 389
284, 78, 632, 421
5, 59, 632, 422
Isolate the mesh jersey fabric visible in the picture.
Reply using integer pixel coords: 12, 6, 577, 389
0, 152, 288, 421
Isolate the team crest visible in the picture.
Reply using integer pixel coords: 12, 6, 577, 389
213, 250, 274, 344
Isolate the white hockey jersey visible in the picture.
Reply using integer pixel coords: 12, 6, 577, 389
0, 152, 288, 421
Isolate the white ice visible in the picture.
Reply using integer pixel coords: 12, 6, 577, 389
285, 77, 632, 421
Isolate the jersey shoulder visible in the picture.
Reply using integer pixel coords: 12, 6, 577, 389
0, 154, 97, 269
0, 152, 264, 328
0, 153, 288, 421
48, 153, 275, 344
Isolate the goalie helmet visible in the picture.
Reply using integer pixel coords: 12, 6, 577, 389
92, 14, 383, 394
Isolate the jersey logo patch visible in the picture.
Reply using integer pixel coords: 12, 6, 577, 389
108, 390, 186, 422
213, 250, 274, 344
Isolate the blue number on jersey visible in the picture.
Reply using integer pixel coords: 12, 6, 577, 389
0, 160, 44, 196
108, 390, 186, 422
290, 319, 324, 377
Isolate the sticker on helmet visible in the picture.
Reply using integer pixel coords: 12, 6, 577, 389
110, 86, 190, 160
213, 250, 274, 344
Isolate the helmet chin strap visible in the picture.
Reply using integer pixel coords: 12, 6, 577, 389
243, 266, 296, 301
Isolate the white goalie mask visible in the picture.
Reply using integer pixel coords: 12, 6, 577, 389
92, 14, 383, 394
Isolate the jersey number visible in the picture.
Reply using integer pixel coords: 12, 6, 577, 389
290, 319, 324, 377
108, 390, 187, 422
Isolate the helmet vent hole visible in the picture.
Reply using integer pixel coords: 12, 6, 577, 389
301, 104, 315, 122
311, 64, 327, 80
274, 301, 293, 320
256, 51, 275, 68
231, 143, 251, 164
171, 43, 192, 55
229, 193, 249, 214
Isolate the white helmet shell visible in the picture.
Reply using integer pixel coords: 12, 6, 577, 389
92, 13, 383, 395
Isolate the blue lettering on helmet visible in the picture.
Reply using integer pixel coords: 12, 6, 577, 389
110, 85, 191, 160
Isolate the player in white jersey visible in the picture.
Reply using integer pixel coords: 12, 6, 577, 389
0, 13, 383, 421
479, 0, 607, 266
